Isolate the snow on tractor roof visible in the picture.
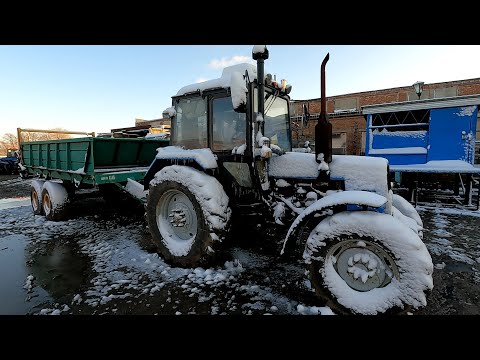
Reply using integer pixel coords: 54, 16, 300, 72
175, 63, 257, 110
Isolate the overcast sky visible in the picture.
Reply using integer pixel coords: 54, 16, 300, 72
1, 45, 479, 136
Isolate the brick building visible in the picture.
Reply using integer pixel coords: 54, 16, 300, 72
290, 77, 480, 156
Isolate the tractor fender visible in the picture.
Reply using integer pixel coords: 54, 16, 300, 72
281, 190, 388, 255
144, 146, 218, 190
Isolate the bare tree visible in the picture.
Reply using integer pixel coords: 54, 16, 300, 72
0, 133, 18, 156
1, 129, 74, 156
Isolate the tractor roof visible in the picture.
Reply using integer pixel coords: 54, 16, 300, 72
176, 63, 257, 97
175, 63, 257, 111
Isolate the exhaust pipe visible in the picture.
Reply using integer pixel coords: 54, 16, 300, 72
315, 53, 332, 164
252, 45, 269, 138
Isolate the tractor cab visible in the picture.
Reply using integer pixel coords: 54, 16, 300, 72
164, 51, 293, 202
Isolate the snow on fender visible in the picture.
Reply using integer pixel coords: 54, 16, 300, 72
304, 211, 434, 315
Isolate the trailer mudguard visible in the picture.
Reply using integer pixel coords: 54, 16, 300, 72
144, 146, 218, 190
281, 190, 388, 255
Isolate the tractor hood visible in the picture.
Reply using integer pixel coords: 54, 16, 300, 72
268, 153, 390, 199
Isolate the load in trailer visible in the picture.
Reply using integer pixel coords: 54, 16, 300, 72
20, 47, 434, 314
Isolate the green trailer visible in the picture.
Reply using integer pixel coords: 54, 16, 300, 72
20, 136, 168, 220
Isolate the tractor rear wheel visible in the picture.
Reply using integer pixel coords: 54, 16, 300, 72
146, 166, 231, 268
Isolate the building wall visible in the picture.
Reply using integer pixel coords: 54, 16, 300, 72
290, 77, 480, 155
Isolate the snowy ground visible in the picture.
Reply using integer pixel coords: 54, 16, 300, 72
0, 175, 479, 315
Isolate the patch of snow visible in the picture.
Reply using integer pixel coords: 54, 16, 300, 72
231, 70, 247, 110
317, 153, 329, 172
269, 152, 319, 179
455, 106, 476, 117
261, 145, 272, 158
368, 147, 427, 155
392, 206, 422, 237
156, 146, 218, 170
275, 179, 290, 188
150, 165, 231, 256
72, 166, 85, 174
373, 129, 427, 138
163, 106, 176, 117
125, 179, 147, 200
297, 304, 335, 315
390, 160, 480, 173
434, 262, 446, 270
232, 143, 246, 155
304, 211, 433, 315
176, 63, 257, 111
273, 202, 286, 225
252, 45, 267, 54
330, 155, 390, 199
392, 194, 422, 227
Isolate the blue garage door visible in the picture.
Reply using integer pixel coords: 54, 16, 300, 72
428, 106, 478, 162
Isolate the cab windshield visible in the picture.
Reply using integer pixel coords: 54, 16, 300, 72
254, 88, 292, 152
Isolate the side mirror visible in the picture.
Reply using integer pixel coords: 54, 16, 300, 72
162, 106, 176, 119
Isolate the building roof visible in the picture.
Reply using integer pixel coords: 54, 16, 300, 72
362, 94, 480, 114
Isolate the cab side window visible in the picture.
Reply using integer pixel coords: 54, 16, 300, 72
173, 97, 208, 149
212, 97, 246, 151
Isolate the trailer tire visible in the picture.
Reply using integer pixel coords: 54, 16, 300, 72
41, 181, 70, 221
304, 211, 433, 315
31, 179, 45, 215
147, 167, 231, 268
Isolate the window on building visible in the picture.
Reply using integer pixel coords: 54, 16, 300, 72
172, 97, 208, 149
212, 97, 246, 151
371, 109, 430, 132
334, 97, 358, 113
332, 132, 346, 155
433, 87, 457, 98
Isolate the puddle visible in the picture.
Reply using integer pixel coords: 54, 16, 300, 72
0, 234, 50, 314
0, 232, 91, 314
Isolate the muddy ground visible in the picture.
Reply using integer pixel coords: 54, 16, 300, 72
1, 174, 479, 315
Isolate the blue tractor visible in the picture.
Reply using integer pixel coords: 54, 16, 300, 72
0, 149, 19, 175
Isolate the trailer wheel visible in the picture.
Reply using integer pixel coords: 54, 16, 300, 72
41, 181, 70, 221
305, 211, 433, 315
147, 168, 231, 268
31, 179, 45, 215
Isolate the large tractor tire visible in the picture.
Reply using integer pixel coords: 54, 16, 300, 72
31, 179, 45, 215
392, 193, 422, 227
304, 211, 433, 315
146, 165, 231, 268
41, 181, 70, 221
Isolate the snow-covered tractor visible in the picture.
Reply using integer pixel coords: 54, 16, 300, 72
143, 45, 433, 314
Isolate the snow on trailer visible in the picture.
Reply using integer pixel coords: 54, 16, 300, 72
363, 96, 480, 207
